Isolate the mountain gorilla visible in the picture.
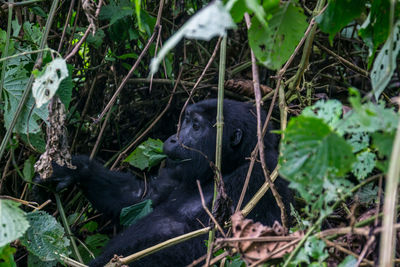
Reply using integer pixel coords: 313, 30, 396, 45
36, 99, 290, 266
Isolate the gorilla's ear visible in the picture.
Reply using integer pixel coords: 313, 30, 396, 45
231, 128, 243, 147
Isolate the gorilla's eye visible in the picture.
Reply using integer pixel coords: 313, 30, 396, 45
193, 123, 200, 131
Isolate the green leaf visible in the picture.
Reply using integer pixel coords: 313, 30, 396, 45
338, 255, 357, 267
3, 64, 49, 134
99, 0, 134, 25
56, 64, 74, 109
134, 0, 142, 31
23, 155, 36, 183
352, 151, 376, 180
150, 1, 235, 74
27, 254, 56, 267
20, 211, 70, 262
86, 29, 105, 49
245, 0, 268, 27
120, 200, 153, 226
248, 2, 308, 70
356, 183, 378, 204
370, 20, 400, 99
0, 200, 30, 247
229, 0, 248, 23
124, 138, 167, 170
0, 245, 17, 267
19, 133, 46, 153
78, 234, 109, 263
372, 131, 395, 172
358, 0, 391, 67
302, 100, 342, 128
347, 132, 369, 153
304, 236, 328, 262
316, 0, 367, 44
280, 116, 355, 181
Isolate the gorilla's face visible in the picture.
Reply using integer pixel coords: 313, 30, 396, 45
163, 107, 216, 184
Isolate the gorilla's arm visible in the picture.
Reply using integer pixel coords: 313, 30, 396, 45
37, 155, 177, 219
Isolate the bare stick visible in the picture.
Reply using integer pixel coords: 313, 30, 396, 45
196, 180, 226, 237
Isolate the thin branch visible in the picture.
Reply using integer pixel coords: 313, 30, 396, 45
244, 12, 288, 231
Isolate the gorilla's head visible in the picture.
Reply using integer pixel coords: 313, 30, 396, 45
162, 99, 278, 186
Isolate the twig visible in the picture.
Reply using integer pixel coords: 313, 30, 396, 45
322, 237, 374, 266
57, 0, 76, 52
95, 0, 165, 123
65, 24, 93, 62
235, 4, 315, 213
118, 227, 211, 265
176, 37, 222, 137
110, 69, 182, 169
244, 12, 288, 231
196, 181, 226, 237
315, 42, 369, 77
249, 239, 300, 267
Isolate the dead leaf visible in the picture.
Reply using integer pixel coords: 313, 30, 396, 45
224, 79, 272, 97
230, 212, 303, 264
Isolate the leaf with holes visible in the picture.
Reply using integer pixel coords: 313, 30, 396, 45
32, 58, 69, 108
358, 0, 392, 67
20, 211, 70, 262
302, 100, 342, 128
279, 116, 355, 182
0, 200, 30, 247
347, 132, 370, 153
248, 2, 307, 70
371, 20, 400, 99
352, 151, 376, 180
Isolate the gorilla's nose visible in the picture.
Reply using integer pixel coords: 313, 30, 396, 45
163, 135, 179, 155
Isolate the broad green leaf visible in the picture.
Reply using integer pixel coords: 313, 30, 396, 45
78, 234, 109, 263
19, 133, 46, 153
21, 211, 70, 262
23, 155, 36, 183
124, 138, 167, 170
229, 0, 248, 23
56, 64, 74, 109
280, 116, 355, 181
0, 200, 30, 247
150, 1, 235, 74
3, 65, 49, 134
27, 254, 56, 267
0, 245, 17, 267
371, 20, 400, 99
358, 0, 391, 67
316, 0, 366, 44
248, 2, 307, 70
372, 131, 395, 172
302, 100, 342, 128
338, 255, 357, 267
120, 200, 153, 226
86, 29, 105, 49
99, 0, 134, 25
352, 151, 376, 180
245, 0, 268, 27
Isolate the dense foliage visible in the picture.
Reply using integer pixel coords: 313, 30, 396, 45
0, 0, 400, 266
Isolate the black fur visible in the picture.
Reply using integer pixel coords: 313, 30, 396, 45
35, 99, 290, 266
